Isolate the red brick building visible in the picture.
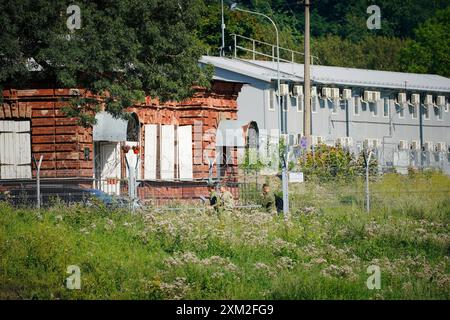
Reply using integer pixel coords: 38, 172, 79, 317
0, 80, 245, 202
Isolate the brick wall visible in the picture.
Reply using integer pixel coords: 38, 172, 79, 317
128, 81, 242, 180
1, 89, 93, 178
1, 81, 243, 188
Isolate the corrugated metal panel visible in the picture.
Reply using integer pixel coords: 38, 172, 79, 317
200, 56, 450, 92
199, 56, 290, 82
178, 125, 193, 180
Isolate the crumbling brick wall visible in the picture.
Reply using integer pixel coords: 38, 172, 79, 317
1, 88, 93, 178
128, 81, 242, 180
1, 81, 243, 201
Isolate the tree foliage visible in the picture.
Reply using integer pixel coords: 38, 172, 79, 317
399, 7, 450, 77
0, 0, 448, 124
0, 0, 212, 124
199, 0, 449, 75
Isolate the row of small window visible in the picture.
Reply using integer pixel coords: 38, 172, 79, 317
268, 91, 304, 112
268, 90, 447, 120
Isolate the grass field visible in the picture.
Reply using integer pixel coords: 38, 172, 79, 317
0, 172, 449, 299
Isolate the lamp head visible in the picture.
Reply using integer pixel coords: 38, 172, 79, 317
230, 3, 237, 11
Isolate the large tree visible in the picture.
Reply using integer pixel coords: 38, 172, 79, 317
399, 7, 450, 77
199, 0, 448, 75
0, 0, 212, 124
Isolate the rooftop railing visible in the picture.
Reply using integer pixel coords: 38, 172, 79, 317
231, 34, 320, 65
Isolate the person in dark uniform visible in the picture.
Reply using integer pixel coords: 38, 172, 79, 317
208, 183, 219, 212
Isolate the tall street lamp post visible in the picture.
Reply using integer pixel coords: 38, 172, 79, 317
220, 0, 225, 56
230, 3, 289, 217
304, 0, 312, 144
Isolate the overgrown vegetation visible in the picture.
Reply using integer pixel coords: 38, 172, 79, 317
1, 172, 449, 299
297, 144, 378, 182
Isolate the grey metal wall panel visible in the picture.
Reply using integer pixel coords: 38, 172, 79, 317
93, 112, 128, 142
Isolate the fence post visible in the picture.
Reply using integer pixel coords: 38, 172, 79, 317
134, 156, 140, 207
208, 158, 214, 185
243, 171, 247, 204
252, 40, 256, 60
282, 136, 290, 219
255, 171, 259, 204
365, 150, 373, 213
36, 155, 43, 209
125, 155, 139, 211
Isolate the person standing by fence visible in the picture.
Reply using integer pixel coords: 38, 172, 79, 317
208, 183, 220, 213
208, 183, 234, 214
260, 183, 276, 214
219, 184, 234, 213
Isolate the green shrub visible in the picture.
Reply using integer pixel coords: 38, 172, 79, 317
298, 144, 378, 182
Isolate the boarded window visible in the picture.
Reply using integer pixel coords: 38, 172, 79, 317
143, 124, 193, 181
160, 125, 175, 180
144, 124, 157, 180
178, 125, 193, 180
0, 120, 31, 179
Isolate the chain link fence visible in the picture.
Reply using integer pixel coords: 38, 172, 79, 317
1, 146, 449, 211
